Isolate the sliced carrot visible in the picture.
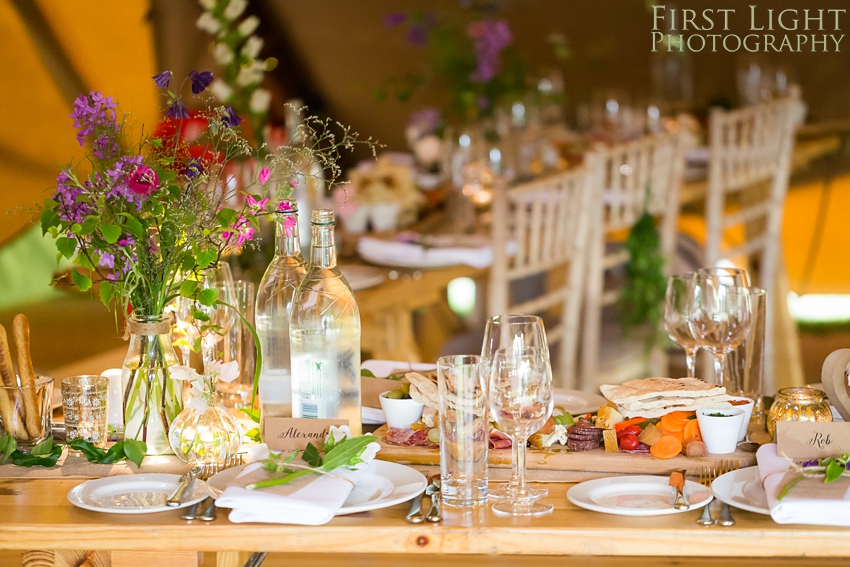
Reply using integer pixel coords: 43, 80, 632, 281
615, 417, 648, 432
659, 414, 686, 432
683, 419, 702, 441
536, 417, 555, 435
658, 425, 684, 443
666, 411, 695, 421
650, 435, 683, 460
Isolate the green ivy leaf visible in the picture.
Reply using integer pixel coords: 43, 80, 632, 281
122, 439, 147, 468
302, 443, 322, 468
56, 237, 77, 259
180, 280, 199, 299
71, 269, 92, 292
101, 224, 122, 244
197, 288, 219, 307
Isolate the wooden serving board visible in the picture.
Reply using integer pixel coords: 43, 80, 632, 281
373, 425, 757, 481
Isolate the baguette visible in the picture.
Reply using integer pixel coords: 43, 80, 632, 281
0, 324, 28, 440
13, 315, 42, 438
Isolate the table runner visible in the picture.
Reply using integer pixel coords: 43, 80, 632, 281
0, 449, 190, 479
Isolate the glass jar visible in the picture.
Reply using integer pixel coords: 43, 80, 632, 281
122, 314, 182, 455
168, 393, 241, 466
766, 387, 833, 440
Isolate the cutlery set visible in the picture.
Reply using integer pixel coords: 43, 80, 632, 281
697, 460, 740, 526
168, 455, 245, 522
405, 475, 442, 523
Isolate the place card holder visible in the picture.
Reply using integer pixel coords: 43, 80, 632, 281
776, 421, 850, 459
262, 418, 349, 451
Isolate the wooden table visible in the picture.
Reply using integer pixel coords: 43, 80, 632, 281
3, 475, 850, 567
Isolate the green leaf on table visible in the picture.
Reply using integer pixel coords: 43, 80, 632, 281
101, 224, 122, 244
122, 439, 147, 468
0, 433, 16, 464
825, 460, 845, 483
360, 369, 376, 378
240, 408, 260, 423
197, 288, 219, 307
41, 210, 60, 235
30, 436, 53, 456
195, 249, 218, 269
68, 439, 107, 461
56, 237, 77, 259
180, 280, 198, 299
11, 444, 62, 467
99, 281, 115, 307
95, 442, 127, 464
302, 442, 322, 468
71, 269, 92, 292
244, 427, 261, 442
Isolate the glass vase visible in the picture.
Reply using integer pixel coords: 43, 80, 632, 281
168, 393, 241, 466
122, 314, 183, 455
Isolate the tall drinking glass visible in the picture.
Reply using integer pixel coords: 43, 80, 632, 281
726, 288, 766, 417
437, 355, 488, 508
200, 262, 237, 371
688, 274, 751, 387
663, 273, 699, 377
488, 346, 554, 516
481, 314, 550, 500
219, 280, 256, 409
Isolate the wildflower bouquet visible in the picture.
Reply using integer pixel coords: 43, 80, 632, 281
40, 70, 376, 452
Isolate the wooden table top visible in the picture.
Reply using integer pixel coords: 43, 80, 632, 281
1, 475, 849, 558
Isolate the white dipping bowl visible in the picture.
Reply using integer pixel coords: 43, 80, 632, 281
379, 391, 424, 429
696, 408, 746, 454
727, 396, 755, 441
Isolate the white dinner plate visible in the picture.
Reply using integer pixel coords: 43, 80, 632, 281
568, 475, 712, 516
340, 265, 387, 291
711, 466, 770, 515
206, 459, 427, 516
67, 473, 208, 515
553, 388, 607, 416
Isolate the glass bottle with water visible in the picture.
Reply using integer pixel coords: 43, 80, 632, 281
290, 209, 362, 435
255, 200, 307, 428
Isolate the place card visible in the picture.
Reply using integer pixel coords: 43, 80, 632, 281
776, 421, 850, 459
262, 418, 349, 451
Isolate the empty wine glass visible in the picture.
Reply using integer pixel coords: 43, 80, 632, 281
482, 314, 550, 501
663, 273, 699, 377
688, 274, 751, 387
488, 346, 554, 516
200, 261, 237, 371
697, 266, 750, 288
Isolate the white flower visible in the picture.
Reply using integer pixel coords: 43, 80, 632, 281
198, 0, 216, 10
327, 425, 352, 445
249, 88, 272, 114
170, 365, 201, 382
236, 61, 264, 87
209, 80, 234, 102
243, 443, 270, 463
223, 0, 248, 21
211, 360, 240, 383
352, 441, 380, 470
213, 43, 234, 66
196, 12, 221, 34
241, 35, 264, 59
237, 15, 260, 37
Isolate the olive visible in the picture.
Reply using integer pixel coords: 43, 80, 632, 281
385, 389, 404, 399
427, 428, 440, 444
400, 382, 411, 395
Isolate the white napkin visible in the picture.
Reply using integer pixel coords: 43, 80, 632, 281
357, 234, 495, 269
216, 441, 381, 525
756, 443, 850, 526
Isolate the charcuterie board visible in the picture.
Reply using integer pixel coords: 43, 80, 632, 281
373, 425, 757, 481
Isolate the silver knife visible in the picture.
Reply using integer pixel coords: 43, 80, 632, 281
166, 467, 199, 507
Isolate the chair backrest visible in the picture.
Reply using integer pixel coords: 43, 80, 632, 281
489, 161, 599, 388
705, 89, 805, 392
581, 129, 688, 391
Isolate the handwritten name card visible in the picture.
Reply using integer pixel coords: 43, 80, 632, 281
776, 421, 850, 459
262, 418, 349, 451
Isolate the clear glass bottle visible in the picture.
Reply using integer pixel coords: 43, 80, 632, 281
290, 209, 362, 435
255, 200, 307, 429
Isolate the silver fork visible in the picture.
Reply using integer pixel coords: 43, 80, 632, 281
197, 453, 244, 481
696, 466, 716, 526
715, 460, 738, 526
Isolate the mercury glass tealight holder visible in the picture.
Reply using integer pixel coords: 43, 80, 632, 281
766, 387, 833, 441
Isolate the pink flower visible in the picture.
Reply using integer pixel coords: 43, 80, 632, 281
258, 167, 271, 185
246, 194, 269, 211
127, 165, 159, 197
278, 201, 297, 237
211, 360, 240, 383
289, 180, 297, 188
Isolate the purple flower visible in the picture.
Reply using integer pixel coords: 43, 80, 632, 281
152, 71, 172, 89
69, 91, 120, 157
467, 20, 512, 83
99, 252, 115, 269
127, 165, 159, 197
189, 70, 214, 95
802, 460, 819, 467
53, 169, 91, 225
117, 236, 135, 248
476, 95, 490, 109
409, 108, 442, 134
384, 12, 406, 26
222, 106, 242, 127
167, 99, 189, 119
406, 25, 428, 46
184, 158, 203, 179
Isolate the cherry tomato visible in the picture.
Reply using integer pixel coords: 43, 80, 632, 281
617, 425, 642, 439
619, 433, 640, 451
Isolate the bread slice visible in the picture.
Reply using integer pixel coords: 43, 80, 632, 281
615, 400, 732, 419
600, 377, 725, 405
619, 394, 732, 411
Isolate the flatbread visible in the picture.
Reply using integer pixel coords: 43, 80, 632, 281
600, 377, 725, 405
616, 400, 733, 419
619, 394, 732, 411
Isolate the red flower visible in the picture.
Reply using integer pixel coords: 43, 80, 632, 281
127, 165, 159, 197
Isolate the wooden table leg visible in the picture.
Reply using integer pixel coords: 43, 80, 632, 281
22, 550, 109, 566
215, 551, 253, 567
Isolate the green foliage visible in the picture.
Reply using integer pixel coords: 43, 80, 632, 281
0, 433, 147, 469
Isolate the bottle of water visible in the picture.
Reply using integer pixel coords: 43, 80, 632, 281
290, 209, 362, 435
255, 200, 307, 427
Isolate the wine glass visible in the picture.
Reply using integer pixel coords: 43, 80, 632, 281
200, 262, 237, 371
697, 266, 750, 288
688, 274, 751, 387
488, 346, 554, 516
482, 314, 551, 501
663, 273, 699, 377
